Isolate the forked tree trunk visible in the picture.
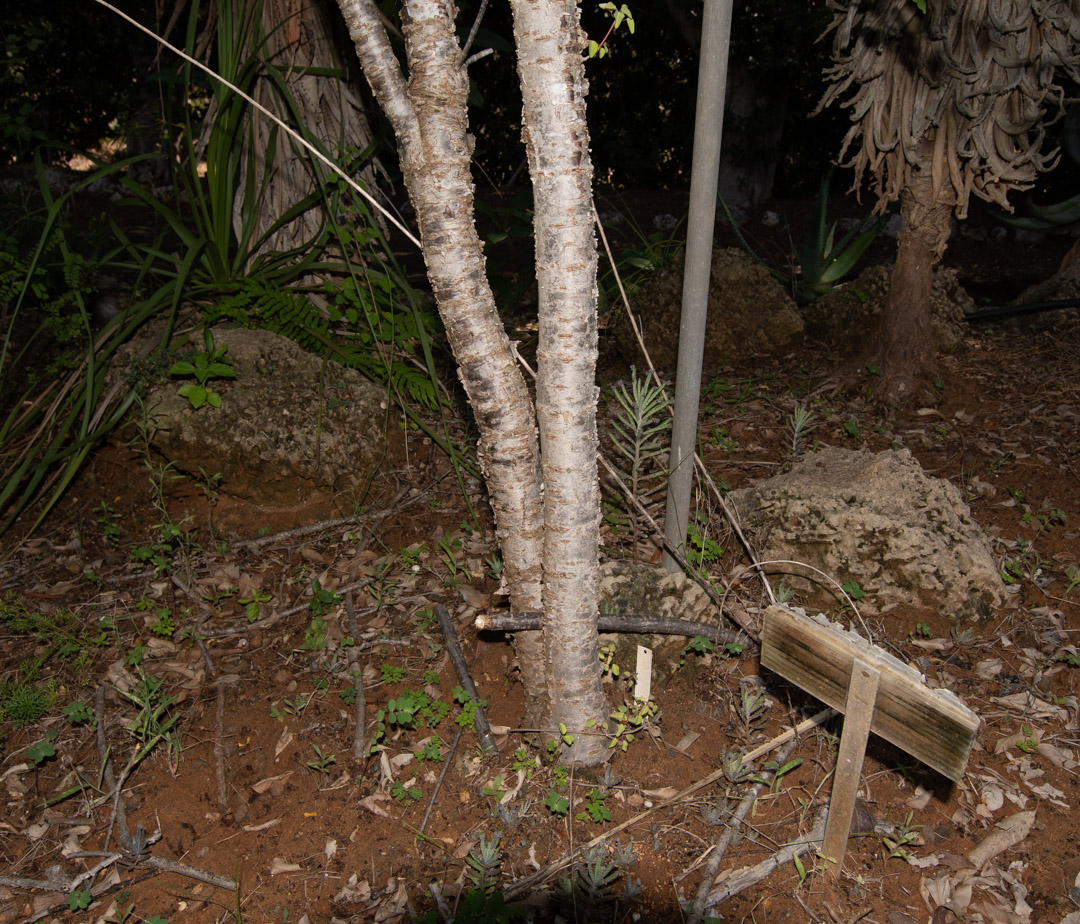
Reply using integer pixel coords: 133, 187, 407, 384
337, 0, 608, 762
867, 136, 954, 403
510, 0, 607, 766
336, 0, 547, 715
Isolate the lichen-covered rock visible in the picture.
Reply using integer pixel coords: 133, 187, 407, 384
597, 559, 720, 668
125, 327, 387, 507
614, 248, 803, 369
804, 264, 971, 353
729, 448, 1005, 621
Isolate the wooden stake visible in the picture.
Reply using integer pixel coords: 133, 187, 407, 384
822, 658, 880, 874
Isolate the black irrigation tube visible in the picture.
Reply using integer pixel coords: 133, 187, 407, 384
964, 297, 1080, 322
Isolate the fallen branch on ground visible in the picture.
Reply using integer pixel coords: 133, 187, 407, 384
436, 604, 498, 754
475, 611, 751, 650
503, 706, 835, 900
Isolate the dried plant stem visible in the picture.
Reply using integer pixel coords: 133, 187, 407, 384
686, 738, 799, 924
476, 611, 748, 649
702, 805, 828, 910
504, 706, 834, 899
419, 727, 463, 835
436, 604, 498, 754
214, 681, 229, 812
345, 591, 368, 759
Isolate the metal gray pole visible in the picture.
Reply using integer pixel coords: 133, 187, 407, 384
662, 0, 734, 573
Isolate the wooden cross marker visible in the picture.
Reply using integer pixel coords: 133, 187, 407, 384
760, 605, 980, 875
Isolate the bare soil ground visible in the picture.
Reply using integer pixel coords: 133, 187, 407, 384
1, 197, 1080, 924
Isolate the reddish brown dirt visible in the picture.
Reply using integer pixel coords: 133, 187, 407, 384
1, 207, 1080, 924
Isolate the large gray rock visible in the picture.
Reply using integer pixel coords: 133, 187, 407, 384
729, 448, 1005, 621
804, 264, 971, 353
614, 247, 803, 369
132, 327, 386, 507
598, 559, 720, 666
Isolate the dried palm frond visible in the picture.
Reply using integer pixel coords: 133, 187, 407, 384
816, 0, 1080, 226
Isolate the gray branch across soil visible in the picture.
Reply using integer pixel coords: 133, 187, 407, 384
475, 611, 752, 650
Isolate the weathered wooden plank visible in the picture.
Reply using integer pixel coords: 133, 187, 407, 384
760, 605, 979, 781
822, 658, 880, 874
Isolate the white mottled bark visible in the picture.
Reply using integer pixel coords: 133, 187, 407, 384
336, 0, 547, 716
510, 0, 607, 765
337, 0, 607, 763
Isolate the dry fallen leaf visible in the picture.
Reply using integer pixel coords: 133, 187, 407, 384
252, 771, 293, 796
333, 873, 372, 904
360, 794, 391, 818
457, 584, 489, 608
374, 877, 410, 923
967, 810, 1035, 869
274, 727, 295, 759
269, 857, 302, 875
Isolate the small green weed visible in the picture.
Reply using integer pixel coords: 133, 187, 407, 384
607, 698, 659, 752
577, 787, 613, 824
120, 670, 181, 773
63, 701, 96, 727
305, 745, 336, 775
238, 588, 271, 622
908, 622, 932, 641
301, 616, 327, 651
1016, 724, 1039, 753
26, 730, 59, 766
0, 679, 56, 727
545, 790, 570, 815
308, 580, 342, 616
67, 889, 93, 911
381, 663, 405, 684
512, 746, 538, 778
687, 515, 723, 571
839, 579, 865, 611
414, 738, 444, 763
391, 780, 422, 802
881, 811, 921, 861
270, 694, 309, 722
168, 329, 236, 410
97, 499, 122, 545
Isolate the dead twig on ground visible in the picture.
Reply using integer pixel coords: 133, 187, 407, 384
420, 727, 463, 835
701, 805, 828, 910
345, 591, 368, 759
503, 706, 835, 900
435, 604, 498, 754
234, 486, 416, 551
685, 737, 799, 924
91, 685, 238, 893
214, 679, 229, 813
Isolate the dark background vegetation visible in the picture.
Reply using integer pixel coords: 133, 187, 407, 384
1, 0, 843, 196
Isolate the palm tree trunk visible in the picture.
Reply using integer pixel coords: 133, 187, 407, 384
868, 136, 953, 402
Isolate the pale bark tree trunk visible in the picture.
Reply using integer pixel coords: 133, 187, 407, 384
509, 0, 607, 766
336, 0, 607, 763
335, 0, 550, 723
240, 0, 383, 257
